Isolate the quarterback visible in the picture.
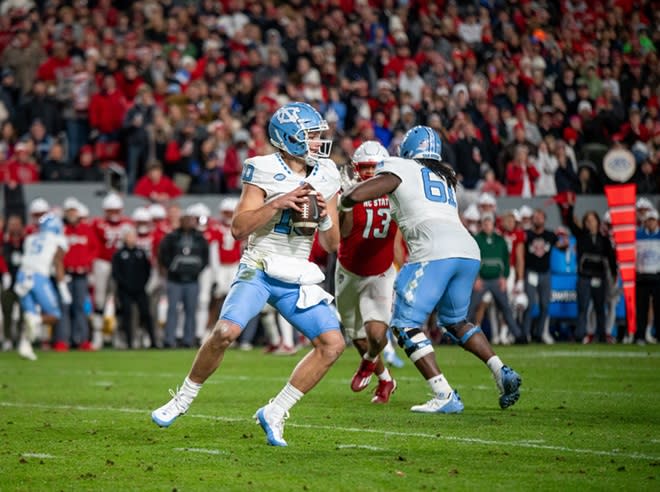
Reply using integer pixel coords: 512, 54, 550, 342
152, 102, 343, 446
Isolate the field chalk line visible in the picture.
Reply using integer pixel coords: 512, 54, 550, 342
1, 401, 658, 461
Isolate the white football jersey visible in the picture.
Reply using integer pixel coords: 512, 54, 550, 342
376, 157, 480, 263
240, 153, 340, 267
20, 231, 68, 276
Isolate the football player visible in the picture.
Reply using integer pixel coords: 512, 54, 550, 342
152, 102, 342, 447
14, 214, 69, 360
336, 141, 399, 404
91, 193, 132, 344
188, 203, 220, 341
132, 207, 155, 260
24, 198, 50, 235
341, 125, 522, 413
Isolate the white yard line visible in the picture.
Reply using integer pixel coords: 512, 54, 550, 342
21, 453, 57, 459
173, 447, 227, 455
336, 444, 389, 451
1, 401, 657, 461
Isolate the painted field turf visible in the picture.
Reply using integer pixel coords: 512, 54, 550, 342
0, 345, 658, 491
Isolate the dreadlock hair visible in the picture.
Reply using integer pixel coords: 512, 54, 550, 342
417, 158, 458, 189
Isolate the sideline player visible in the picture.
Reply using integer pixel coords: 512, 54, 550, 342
341, 125, 522, 413
336, 141, 398, 404
152, 102, 343, 446
91, 193, 131, 341
13, 214, 70, 360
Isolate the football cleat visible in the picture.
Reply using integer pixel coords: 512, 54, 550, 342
350, 358, 377, 392
151, 388, 190, 427
410, 391, 464, 414
254, 404, 288, 447
496, 366, 522, 409
371, 379, 397, 404
17, 338, 37, 361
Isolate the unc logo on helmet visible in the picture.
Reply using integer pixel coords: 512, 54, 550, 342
268, 102, 332, 165
275, 106, 303, 124
399, 126, 442, 161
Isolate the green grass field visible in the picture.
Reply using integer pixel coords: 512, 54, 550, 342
1, 344, 659, 491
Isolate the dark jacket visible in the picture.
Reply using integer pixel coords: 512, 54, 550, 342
112, 245, 151, 294
158, 228, 209, 283
564, 207, 617, 279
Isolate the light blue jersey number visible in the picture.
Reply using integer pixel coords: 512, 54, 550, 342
421, 168, 456, 207
274, 209, 292, 234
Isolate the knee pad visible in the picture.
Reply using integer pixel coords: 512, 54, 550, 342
391, 326, 434, 362
442, 321, 482, 347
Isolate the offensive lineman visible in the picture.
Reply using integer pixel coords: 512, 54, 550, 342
152, 102, 344, 446
336, 141, 399, 404
341, 125, 522, 413
14, 214, 70, 360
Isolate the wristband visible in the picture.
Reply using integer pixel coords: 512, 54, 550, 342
338, 197, 353, 212
318, 215, 333, 232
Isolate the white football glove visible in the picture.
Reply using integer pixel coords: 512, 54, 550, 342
58, 281, 72, 305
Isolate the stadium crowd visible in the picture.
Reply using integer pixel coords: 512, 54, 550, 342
0, 0, 659, 354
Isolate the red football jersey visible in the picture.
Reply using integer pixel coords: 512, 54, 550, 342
92, 217, 132, 261
338, 196, 397, 276
217, 223, 242, 264
136, 231, 155, 261
63, 221, 99, 273
500, 227, 526, 267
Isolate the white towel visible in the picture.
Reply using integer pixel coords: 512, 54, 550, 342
262, 255, 325, 285
297, 284, 334, 309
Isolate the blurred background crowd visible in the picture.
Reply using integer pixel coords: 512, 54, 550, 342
0, 0, 658, 197
0, 0, 659, 353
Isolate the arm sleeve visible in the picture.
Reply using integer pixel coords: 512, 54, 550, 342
563, 205, 582, 238
375, 157, 407, 181
501, 238, 510, 278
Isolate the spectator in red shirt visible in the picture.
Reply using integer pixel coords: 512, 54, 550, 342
134, 160, 182, 203
36, 40, 71, 83
114, 62, 145, 103
55, 198, 98, 351
89, 74, 127, 139
506, 145, 540, 197
0, 141, 40, 184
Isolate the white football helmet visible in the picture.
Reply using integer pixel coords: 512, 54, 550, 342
148, 203, 166, 220
352, 140, 389, 180
132, 207, 152, 223
187, 203, 212, 230
29, 198, 49, 215
102, 193, 123, 223
102, 193, 124, 210
219, 197, 239, 214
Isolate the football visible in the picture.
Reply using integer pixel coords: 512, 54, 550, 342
292, 190, 321, 236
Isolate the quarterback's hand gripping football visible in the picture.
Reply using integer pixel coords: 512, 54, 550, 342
268, 185, 311, 213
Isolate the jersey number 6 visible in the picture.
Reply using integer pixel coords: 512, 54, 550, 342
421, 168, 456, 207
